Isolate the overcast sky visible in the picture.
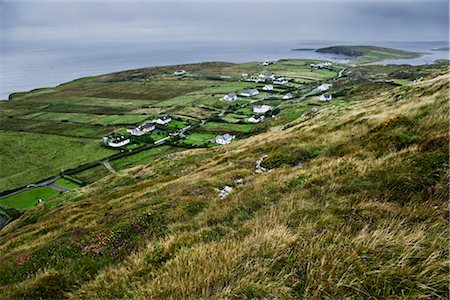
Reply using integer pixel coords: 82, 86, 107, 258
0, 1, 448, 46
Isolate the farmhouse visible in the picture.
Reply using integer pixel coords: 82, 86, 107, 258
156, 116, 172, 125
102, 136, 130, 148
282, 93, 293, 100
262, 84, 273, 91
310, 62, 332, 69
319, 93, 333, 101
174, 70, 186, 75
215, 134, 235, 145
253, 105, 272, 114
317, 83, 332, 91
240, 89, 260, 97
127, 121, 155, 136
247, 114, 265, 123
261, 61, 272, 66
223, 92, 238, 101
273, 78, 288, 85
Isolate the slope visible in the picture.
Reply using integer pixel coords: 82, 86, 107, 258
0, 68, 448, 299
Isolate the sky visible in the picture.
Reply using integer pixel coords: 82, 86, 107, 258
0, 0, 449, 47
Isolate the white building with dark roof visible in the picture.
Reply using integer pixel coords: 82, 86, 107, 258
247, 115, 265, 123
282, 93, 293, 100
262, 84, 273, 91
223, 92, 238, 101
240, 89, 260, 97
215, 134, 235, 145
319, 93, 332, 101
317, 83, 332, 91
156, 116, 172, 125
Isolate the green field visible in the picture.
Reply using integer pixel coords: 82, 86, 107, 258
0, 187, 60, 210
178, 132, 217, 147
0, 131, 115, 191
54, 178, 82, 190
200, 122, 255, 133
0, 59, 341, 192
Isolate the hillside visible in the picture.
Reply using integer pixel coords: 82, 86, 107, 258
0, 60, 448, 298
316, 45, 420, 64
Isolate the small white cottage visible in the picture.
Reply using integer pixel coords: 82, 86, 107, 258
240, 89, 260, 97
253, 105, 272, 114
247, 115, 265, 123
282, 93, 293, 100
156, 116, 172, 125
262, 84, 274, 91
319, 93, 332, 101
223, 92, 238, 101
215, 134, 235, 145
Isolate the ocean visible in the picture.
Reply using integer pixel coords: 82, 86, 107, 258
0, 40, 448, 100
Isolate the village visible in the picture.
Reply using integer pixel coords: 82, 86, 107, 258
101, 61, 338, 150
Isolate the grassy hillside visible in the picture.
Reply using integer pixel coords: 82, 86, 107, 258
0, 62, 448, 298
317, 45, 420, 64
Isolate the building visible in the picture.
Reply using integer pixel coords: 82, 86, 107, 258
240, 89, 260, 97
262, 84, 273, 91
261, 61, 272, 66
273, 78, 288, 85
282, 93, 293, 100
223, 92, 238, 101
247, 115, 265, 123
319, 93, 332, 101
215, 133, 234, 145
174, 70, 186, 75
127, 121, 155, 136
310, 62, 332, 69
156, 116, 172, 125
317, 83, 332, 91
103, 136, 130, 148
253, 105, 272, 114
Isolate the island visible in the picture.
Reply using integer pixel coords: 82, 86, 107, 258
316, 45, 420, 64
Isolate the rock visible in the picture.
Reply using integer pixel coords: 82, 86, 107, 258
218, 186, 233, 198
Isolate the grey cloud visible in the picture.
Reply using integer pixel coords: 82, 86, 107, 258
1, 1, 448, 46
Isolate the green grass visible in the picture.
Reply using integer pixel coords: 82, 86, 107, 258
200, 122, 255, 133
0, 131, 115, 191
95, 115, 150, 125
54, 178, 81, 190
0, 187, 60, 210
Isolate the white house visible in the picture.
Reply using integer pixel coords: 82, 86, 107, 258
241, 73, 248, 78
262, 84, 273, 91
156, 116, 172, 125
127, 121, 155, 136
261, 61, 272, 66
247, 115, 265, 123
317, 83, 332, 91
310, 62, 332, 69
253, 105, 272, 114
273, 78, 288, 85
174, 70, 186, 75
215, 133, 235, 145
223, 92, 238, 101
240, 89, 259, 97
282, 93, 293, 100
103, 136, 130, 148
319, 93, 332, 101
